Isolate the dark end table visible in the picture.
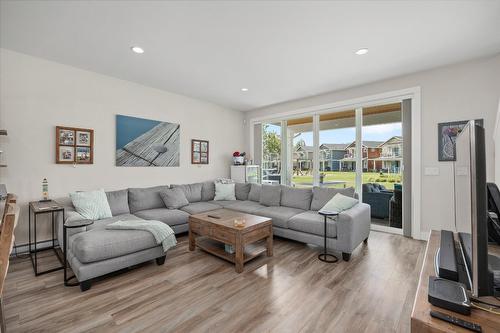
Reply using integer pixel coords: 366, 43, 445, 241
63, 219, 93, 287
28, 200, 65, 275
318, 210, 339, 263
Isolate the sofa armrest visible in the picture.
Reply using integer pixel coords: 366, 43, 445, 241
65, 209, 87, 224
336, 202, 371, 253
56, 206, 91, 247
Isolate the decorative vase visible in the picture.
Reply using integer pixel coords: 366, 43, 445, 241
233, 156, 245, 165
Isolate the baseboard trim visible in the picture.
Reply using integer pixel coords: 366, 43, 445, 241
12, 240, 60, 256
370, 224, 404, 235
420, 231, 430, 241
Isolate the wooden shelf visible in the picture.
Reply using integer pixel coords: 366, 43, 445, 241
0, 130, 6, 136
196, 237, 267, 264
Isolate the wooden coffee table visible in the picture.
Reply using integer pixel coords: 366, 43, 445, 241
188, 209, 273, 273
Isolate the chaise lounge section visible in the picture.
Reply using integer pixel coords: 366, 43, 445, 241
58, 181, 371, 291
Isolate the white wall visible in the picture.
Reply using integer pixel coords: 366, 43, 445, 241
0, 49, 245, 244
245, 54, 500, 238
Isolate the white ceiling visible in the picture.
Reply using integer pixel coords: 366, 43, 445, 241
1, 1, 500, 111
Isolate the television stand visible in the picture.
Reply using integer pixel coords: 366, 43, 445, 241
411, 230, 500, 332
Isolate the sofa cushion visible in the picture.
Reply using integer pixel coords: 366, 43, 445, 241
255, 206, 304, 228
288, 211, 337, 238
201, 181, 215, 201
310, 186, 356, 211
226, 200, 267, 214
86, 213, 139, 230
171, 183, 203, 203
259, 184, 281, 207
248, 183, 261, 202
207, 200, 239, 208
70, 189, 112, 220
280, 185, 312, 210
180, 202, 222, 214
71, 229, 157, 264
214, 183, 236, 201
133, 208, 189, 226
106, 189, 130, 216
235, 183, 251, 201
362, 183, 375, 193
160, 187, 189, 209
128, 185, 169, 213
321, 193, 359, 213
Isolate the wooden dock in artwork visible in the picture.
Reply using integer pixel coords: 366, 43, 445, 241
116, 122, 180, 166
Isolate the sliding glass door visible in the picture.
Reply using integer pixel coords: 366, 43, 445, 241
257, 100, 411, 235
261, 122, 282, 184
286, 116, 314, 188
319, 110, 356, 189
362, 103, 404, 231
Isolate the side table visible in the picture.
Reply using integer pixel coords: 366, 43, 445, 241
318, 210, 339, 263
63, 219, 93, 287
28, 200, 65, 275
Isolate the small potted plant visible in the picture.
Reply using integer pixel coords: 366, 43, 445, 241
233, 151, 246, 165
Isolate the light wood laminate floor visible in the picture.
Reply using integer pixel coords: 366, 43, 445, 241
4, 231, 425, 333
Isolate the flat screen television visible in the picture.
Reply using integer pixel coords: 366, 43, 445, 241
454, 120, 495, 297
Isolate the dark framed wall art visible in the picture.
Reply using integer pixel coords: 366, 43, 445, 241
191, 139, 209, 164
437, 119, 483, 161
56, 126, 94, 164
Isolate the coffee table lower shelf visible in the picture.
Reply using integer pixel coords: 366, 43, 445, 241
196, 237, 267, 264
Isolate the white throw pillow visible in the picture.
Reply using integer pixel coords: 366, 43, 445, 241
320, 193, 358, 213
70, 189, 113, 220
214, 183, 236, 201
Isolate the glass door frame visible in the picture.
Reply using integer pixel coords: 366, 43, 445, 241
249, 87, 421, 239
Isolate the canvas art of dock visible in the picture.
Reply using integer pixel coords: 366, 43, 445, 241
116, 122, 180, 167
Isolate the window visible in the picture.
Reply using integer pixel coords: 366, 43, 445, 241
254, 95, 414, 236
319, 110, 356, 188
261, 122, 281, 184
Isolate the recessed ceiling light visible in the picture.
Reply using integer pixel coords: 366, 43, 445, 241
241, 88, 249, 92
355, 48, 368, 55
131, 46, 144, 54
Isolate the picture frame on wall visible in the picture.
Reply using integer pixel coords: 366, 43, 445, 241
191, 139, 209, 164
116, 115, 180, 167
76, 130, 91, 146
58, 146, 75, 162
76, 147, 92, 163
437, 118, 483, 161
59, 129, 74, 145
56, 126, 94, 164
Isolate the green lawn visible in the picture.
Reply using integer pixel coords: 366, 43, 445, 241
292, 171, 402, 190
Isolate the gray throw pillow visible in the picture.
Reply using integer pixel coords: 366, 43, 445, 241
310, 186, 356, 211
128, 185, 170, 213
171, 183, 203, 202
259, 184, 281, 207
235, 183, 251, 200
201, 181, 215, 201
106, 189, 130, 216
160, 188, 189, 209
248, 183, 262, 202
280, 185, 312, 210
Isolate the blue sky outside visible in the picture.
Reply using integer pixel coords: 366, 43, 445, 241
266, 123, 402, 146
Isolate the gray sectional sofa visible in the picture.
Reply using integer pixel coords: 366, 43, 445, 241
57, 182, 370, 291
